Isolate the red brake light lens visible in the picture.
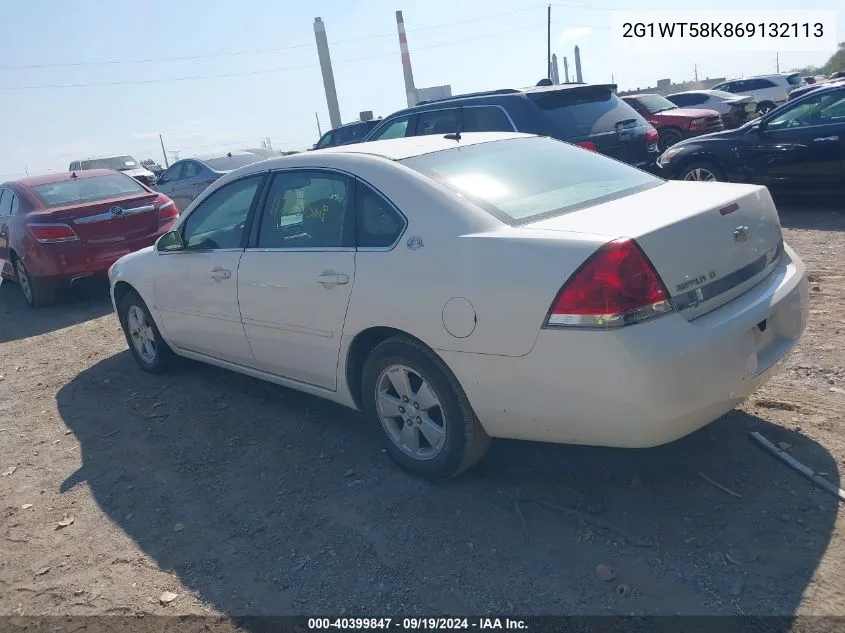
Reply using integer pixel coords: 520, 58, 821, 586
27, 223, 79, 243
546, 238, 673, 329
576, 141, 598, 152
158, 199, 178, 222
645, 126, 659, 145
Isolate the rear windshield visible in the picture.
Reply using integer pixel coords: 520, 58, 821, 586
32, 173, 146, 207
530, 87, 647, 137
79, 156, 139, 171
400, 136, 661, 225
204, 154, 264, 171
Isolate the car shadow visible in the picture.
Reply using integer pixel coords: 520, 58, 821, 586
0, 278, 113, 344
775, 193, 845, 232
57, 352, 839, 620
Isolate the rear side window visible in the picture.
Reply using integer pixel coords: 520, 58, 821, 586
369, 116, 411, 141
787, 74, 803, 86
0, 189, 10, 216
32, 173, 145, 207
401, 136, 661, 225
530, 88, 646, 137
416, 109, 461, 136
183, 162, 202, 179
356, 183, 405, 248
746, 79, 775, 90
462, 106, 515, 132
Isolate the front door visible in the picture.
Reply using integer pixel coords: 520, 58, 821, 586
742, 89, 845, 186
238, 170, 356, 389
154, 173, 266, 366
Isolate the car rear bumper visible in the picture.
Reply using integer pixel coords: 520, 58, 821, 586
440, 243, 808, 447
22, 223, 173, 283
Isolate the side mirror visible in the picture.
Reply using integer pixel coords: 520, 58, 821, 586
157, 230, 184, 252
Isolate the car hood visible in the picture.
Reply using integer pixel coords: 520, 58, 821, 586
652, 108, 720, 120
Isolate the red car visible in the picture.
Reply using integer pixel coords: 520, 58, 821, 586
621, 94, 724, 151
0, 169, 178, 308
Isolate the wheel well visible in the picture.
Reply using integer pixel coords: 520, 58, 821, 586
345, 327, 433, 410
112, 281, 136, 314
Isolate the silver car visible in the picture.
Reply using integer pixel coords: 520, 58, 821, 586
154, 151, 267, 213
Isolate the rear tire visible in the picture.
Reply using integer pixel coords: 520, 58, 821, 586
362, 336, 490, 481
13, 256, 54, 309
118, 289, 174, 374
658, 128, 683, 152
679, 161, 724, 182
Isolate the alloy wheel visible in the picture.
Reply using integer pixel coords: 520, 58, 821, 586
127, 304, 157, 364
14, 260, 33, 304
683, 168, 718, 182
375, 364, 447, 460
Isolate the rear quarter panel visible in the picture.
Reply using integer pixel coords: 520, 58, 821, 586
336, 157, 610, 358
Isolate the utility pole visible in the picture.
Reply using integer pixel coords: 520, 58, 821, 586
159, 134, 169, 168
694, 64, 698, 82
547, 5, 552, 79
776, 52, 780, 73
315, 112, 322, 137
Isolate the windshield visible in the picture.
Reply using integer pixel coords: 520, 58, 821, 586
204, 154, 264, 171
79, 156, 140, 171
400, 136, 662, 225
632, 94, 679, 114
33, 173, 146, 207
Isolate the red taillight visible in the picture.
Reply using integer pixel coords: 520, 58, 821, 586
576, 141, 598, 152
546, 238, 673, 329
158, 199, 178, 222
645, 126, 659, 146
26, 223, 79, 244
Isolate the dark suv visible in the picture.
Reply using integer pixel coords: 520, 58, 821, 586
313, 120, 381, 150
363, 84, 659, 169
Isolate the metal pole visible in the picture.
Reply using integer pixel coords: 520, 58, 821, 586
159, 134, 169, 168
315, 112, 322, 137
547, 5, 552, 78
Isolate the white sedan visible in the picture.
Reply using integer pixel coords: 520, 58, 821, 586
108, 132, 808, 480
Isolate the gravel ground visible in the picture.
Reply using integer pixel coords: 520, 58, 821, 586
0, 197, 843, 629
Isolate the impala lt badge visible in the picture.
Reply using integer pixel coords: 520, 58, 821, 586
733, 226, 750, 243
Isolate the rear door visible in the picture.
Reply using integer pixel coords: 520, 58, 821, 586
529, 86, 654, 167
237, 169, 356, 389
414, 108, 462, 136
179, 160, 207, 203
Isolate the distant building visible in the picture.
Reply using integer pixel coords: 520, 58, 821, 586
417, 85, 452, 103
618, 77, 726, 97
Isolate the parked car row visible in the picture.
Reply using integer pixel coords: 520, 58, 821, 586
69, 155, 158, 188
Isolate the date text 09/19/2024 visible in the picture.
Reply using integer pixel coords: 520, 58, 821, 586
307, 618, 528, 630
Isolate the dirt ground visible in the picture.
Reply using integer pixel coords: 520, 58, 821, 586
1, 197, 844, 627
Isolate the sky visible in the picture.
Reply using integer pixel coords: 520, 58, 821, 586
0, 0, 841, 179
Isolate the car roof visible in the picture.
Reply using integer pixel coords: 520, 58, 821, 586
310, 131, 529, 160
75, 155, 137, 161
185, 150, 257, 163
11, 169, 120, 188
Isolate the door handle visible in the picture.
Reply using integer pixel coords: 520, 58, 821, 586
316, 271, 349, 287
210, 267, 231, 282
813, 136, 839, 142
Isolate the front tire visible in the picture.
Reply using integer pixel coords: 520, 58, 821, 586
362, 336, 490, 481
679, 161, 724, 182
658, 128, 683, 152
118, 290, 173, 374
13, 256, 54, 308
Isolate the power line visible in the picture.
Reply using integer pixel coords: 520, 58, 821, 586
0, 5, 545, 70
0, 23, 539, 91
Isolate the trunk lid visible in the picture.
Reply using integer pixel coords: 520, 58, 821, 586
523, 181, 784, 320
31, 192, 161, 245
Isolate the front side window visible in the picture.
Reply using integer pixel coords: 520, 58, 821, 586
416, 109, 461, 136
332, 123, 371, 145
182, 162, 202, 179
462, 106, 515, 132
0, 189, 9, 216
33, 173, 145, 207
257, 171, 352, 249
369, 116, 411, 141
9, 191, 18, 215
181, 175, 263, 250
158, 164, 183, 184
401, 136, 661, 225
356, 183, 405, 248
315, 131, 334, 149
767, 91, 845, 129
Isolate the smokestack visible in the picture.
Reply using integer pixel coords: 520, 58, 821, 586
563, 56, 569, 83
314, 17, 341, 129
551, 54, 560, 84
574, 46, 583, 83
396, 11, 418, 107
